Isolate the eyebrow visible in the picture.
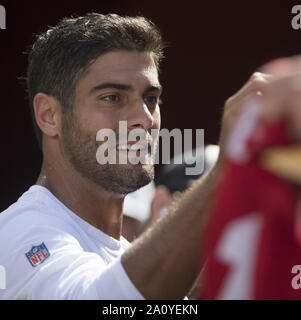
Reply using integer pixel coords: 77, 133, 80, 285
89, 82, 162, 95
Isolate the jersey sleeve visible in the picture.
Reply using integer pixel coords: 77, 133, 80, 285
0, 213, 144, 300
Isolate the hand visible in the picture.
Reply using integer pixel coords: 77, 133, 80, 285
217, 71, 272, 165
259, 56, 301, 139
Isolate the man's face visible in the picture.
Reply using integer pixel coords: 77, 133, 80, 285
61, 50, 162, 194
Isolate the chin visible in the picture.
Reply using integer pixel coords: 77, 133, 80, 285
91, 163, 154, 195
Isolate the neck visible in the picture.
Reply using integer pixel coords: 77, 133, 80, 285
36, 155, 125, 241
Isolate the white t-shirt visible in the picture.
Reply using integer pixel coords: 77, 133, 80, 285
0, 185, 144, 300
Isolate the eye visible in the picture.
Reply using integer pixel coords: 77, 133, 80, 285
143, 95, 161, 105
101, 94, 120, 102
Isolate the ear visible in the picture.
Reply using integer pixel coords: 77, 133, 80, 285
33, 93, 62, 138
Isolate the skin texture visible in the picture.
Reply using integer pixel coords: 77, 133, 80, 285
33, 48, 284, 299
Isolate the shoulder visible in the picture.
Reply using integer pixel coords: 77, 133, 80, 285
0, 186, 83, 253
0, 188, 93, 299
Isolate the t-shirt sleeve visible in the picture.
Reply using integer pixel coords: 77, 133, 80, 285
0, 217, 144, 300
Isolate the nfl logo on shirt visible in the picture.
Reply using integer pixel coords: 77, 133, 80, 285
25, 243, 50, 267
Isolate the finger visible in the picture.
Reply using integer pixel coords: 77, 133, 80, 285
260, 72, 301, 123
259, 56, 301, 77
225, 72, 271, 112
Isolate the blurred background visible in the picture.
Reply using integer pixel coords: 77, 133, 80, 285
0, 0, 300, 211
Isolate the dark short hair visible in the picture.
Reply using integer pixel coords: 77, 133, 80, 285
26, 13, 165, 148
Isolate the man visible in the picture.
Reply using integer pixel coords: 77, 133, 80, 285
0, 12, 272, 300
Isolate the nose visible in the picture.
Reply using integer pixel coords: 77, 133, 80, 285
127, 97, 155, 131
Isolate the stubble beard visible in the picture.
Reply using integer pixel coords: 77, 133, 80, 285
61, 111, 155, 195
